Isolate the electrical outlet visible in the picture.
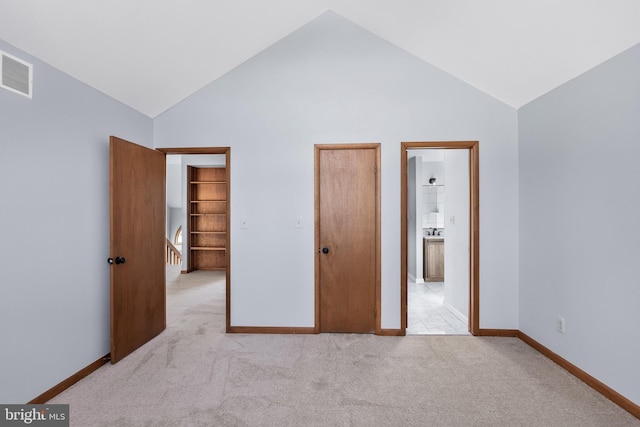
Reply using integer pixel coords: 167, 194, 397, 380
556, 316, 566, 334
295, 216, 303, 229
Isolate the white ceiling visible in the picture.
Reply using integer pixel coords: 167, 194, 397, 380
1, 1, 640, 118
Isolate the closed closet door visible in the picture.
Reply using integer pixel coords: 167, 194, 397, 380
316, 144, 379, 333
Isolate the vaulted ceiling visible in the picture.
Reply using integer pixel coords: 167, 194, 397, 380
1, 1, 639, 117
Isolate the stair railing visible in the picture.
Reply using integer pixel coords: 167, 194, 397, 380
166, 239, 182, 265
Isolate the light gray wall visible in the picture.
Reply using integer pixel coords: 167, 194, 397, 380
519, 43, 640, 405
407, 157, 419, 281
166, 157, 182, 208
154, 11, 519, 329
167, 207, 182, 241
166, 157, 182, 239
443, 150, 470, 319
0, 40, 152, 403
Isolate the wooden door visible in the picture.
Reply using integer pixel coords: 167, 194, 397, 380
316, 144, 379, 333
109, 136, 166, 363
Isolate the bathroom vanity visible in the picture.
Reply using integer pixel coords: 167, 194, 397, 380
423, 237, 444, 282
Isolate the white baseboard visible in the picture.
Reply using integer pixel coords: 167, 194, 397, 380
408, 273, 425, 284
444, 303, 468, 324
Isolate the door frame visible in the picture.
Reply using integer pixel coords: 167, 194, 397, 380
400, 141, 480, 335
315, 143, 381, 334
157, 147, 231, 332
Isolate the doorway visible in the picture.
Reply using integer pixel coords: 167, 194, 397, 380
158, 147, 231, 332
110, 140, 231, 364
315, 144, 381, 333
401, 142, 479, 335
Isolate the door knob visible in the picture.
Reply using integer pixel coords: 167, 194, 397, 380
115, 256, 126, 264
321, 247, 329, 254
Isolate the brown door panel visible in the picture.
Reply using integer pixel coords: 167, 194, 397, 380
317, 146, 378, 333
110, 136, 166, 363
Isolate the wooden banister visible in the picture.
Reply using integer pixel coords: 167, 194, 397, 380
166, 239, 182, 265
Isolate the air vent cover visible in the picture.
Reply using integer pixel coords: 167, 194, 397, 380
1, 51, 32, 98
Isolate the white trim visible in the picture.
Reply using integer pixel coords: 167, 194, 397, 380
444, 302, 468, 324
408, 273, 424, 284
1, 50, 33, 99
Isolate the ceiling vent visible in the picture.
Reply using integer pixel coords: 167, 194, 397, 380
1, 51, 32, 98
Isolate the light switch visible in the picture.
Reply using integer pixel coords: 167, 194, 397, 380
241, 217, 249, 229
449, 216, 455, 225
295, 216, 303, 229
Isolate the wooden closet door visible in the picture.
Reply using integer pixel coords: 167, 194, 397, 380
316, 145, 379, 333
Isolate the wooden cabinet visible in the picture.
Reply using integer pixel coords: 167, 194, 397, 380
423, 238, 444, 282
187, 166, 227, 271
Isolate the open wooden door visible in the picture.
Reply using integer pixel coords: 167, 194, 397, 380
109, 136, 166, 363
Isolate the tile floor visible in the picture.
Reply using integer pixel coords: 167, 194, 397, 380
407, 280, 469, 335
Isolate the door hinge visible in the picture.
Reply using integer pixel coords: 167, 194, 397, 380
373, 166, 377, 174
374, 307, 377, 318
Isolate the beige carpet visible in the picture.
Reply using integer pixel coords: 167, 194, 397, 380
50, 267, 639, 426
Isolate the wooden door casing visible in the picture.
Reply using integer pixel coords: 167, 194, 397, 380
110, 136, 166, 363
400, 141, 479, 335
315, 144, 380, 333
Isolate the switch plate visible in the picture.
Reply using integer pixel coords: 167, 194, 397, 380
241, 217, 249, 229
295, 216, 303, 229
557, 316, 566, 334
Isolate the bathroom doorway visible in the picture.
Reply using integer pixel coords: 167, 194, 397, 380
401, 142, 479, 335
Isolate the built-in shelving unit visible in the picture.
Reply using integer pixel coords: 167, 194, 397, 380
187, 166, 227, 271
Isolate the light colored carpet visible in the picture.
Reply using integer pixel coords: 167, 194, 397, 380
50, 268, 639, 426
